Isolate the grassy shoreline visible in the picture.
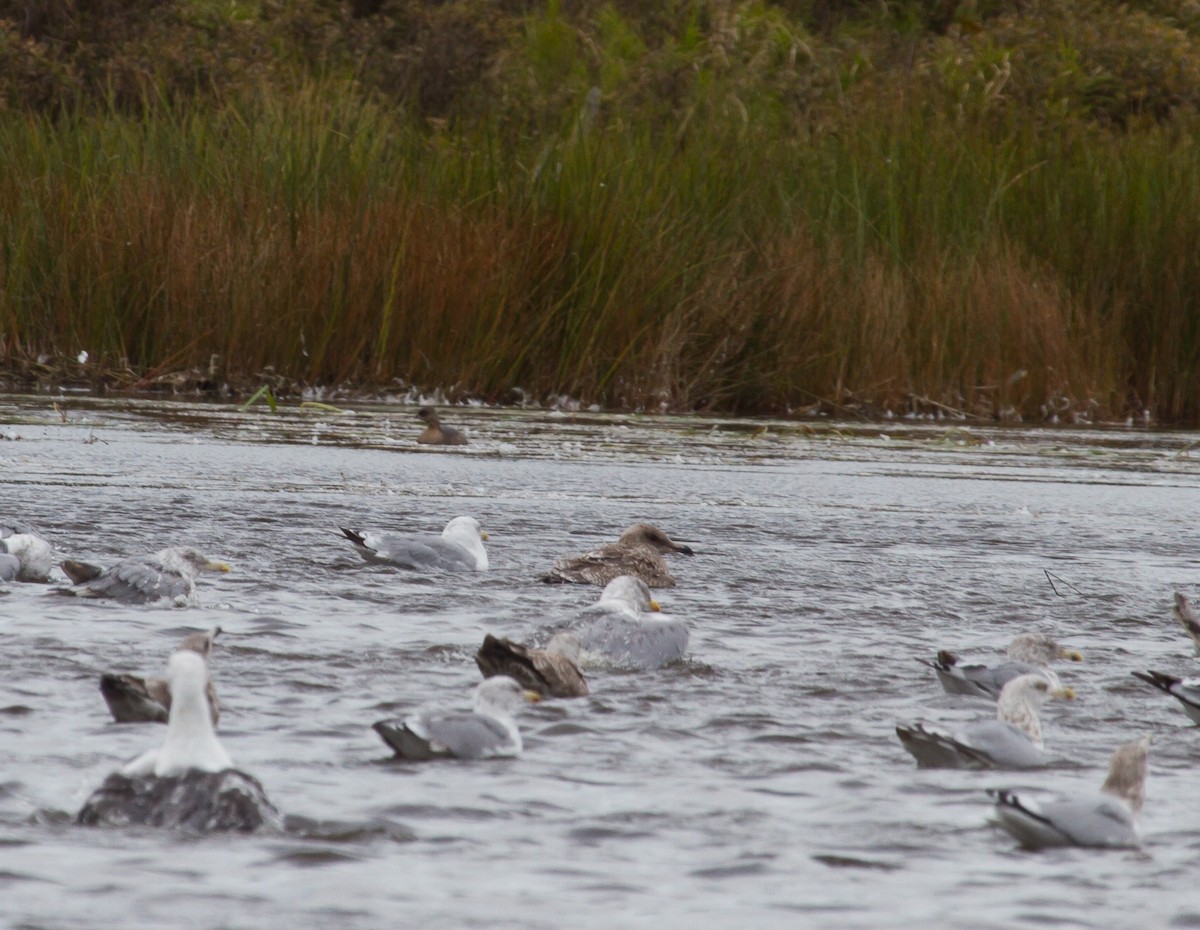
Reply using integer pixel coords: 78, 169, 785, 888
2, 1, 1199, 422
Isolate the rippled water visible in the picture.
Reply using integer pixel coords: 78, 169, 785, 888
2, 395, 1199, 929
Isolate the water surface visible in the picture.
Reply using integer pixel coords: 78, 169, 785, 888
2, 396, 1198, 929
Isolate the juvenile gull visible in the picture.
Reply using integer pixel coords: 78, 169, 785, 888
373, 676, 540, 760
340, 516, 488, 572
416, 407, 468, 446
475, 632, 589, 698
0, 520, 54, 582
896, 674, 1076, 769
100, 628, 221, 725
78, 650, 280, 833
1131, 670, 1200, 724
541, 523, 695, 588
1173, 593, 1200, 656
918, 633, 1082, 699
568, 575, 688, 670
989, 736, 1150, 849
60, 547, 231, 606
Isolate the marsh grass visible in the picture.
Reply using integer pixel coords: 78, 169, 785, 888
1, 0, 1199, 420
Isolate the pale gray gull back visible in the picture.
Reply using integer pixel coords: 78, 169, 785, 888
896, 673, 1076, 769
60, 546, 230, 606
340, 515, 488, 571
569, 575, 688, 670
78, 650, 280, 833
374, 676, 540, 760
541, 523, 694, 588
989, 736, 1150, 849
919, 632, 1082, 699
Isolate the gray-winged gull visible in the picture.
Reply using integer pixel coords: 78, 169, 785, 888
918, 633, 1082, 699
77, 650, 280, 833
988, 736, 1150, 849
1173, 593, 1200, 656
896, 674, 1076, 769
60, 547, 231, 606
475, 632, 589, 698
1131, 670, 1200, 724
568, 575, 688, 670
373, 676, 541, 760
416, 407, 469, 446
340, 515, 488, 571
100, 628, 221, 725
0, 520, 54, 582
540, 523, 694, 588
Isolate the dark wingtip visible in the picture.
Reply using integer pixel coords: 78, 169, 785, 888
1131, 669, 1173, 690
339, 527, 365, 545
677, 545, 695, 556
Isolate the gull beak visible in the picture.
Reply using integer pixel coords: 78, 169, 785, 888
207, 560, 232, 573
1064, 649, 1083, 662
1052, 686, 1077, 701
480, 531, 490, 541
648, 599, 662, 612
523, 690, 542, 704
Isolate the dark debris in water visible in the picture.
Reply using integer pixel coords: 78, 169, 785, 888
812, 853, 901, 872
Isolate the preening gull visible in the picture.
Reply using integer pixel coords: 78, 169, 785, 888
0, 520, 54, 582
1173, 593, 1200, 657
340, 516, 488, 571
475, 632, 589, 698
373, 676, 540, 760
540, 523, 694, 588
78, 650, 280, 833
918, 633, 1082, 699
1131, 670, 1200, 724
100, 628, 221, 725
416, 407, 468, 446
989, 736, 1150, 849
568, 575, 688, 670
896, 674, 1076, 769
60, 547, 231, 606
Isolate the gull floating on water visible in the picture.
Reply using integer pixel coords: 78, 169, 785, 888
416, 407, 468, 446
100, 628, 221, 725
77, 650, 280, 833
896, 673, 1076, 769
0, 520, 54, 583
340, 516, 488, 572
541, 523, 695, 588
1172, 593, 1200, 656
989, 736, 1150, 849
373, 676, 541, 760
475, 632, 589, 698
59, 547, 231, 606
918, 633, 1082, 699
1131, 670, 1200, 724
568, 575, 688, 670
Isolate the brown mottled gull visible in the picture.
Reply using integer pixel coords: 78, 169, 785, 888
541, 523, 694, 588
989, 736, 1150, 849
416, 407, 468, 446
100, 628, 221, 725
1173, 592, 1200, 656
373, 676, 541, 760
60, 547, 231, 606
918, 633, 1082, 699
896, 674, 1076, 769
475, 632, 588, 698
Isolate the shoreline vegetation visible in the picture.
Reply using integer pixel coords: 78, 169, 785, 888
2, 1, 1200, 423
